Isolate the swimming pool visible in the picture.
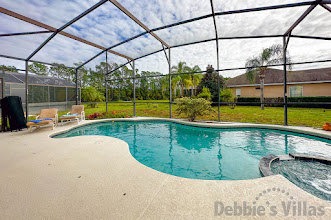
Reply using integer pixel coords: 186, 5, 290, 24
53, 121, 331, 180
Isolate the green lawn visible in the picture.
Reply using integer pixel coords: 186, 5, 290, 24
54, 102, 331, 128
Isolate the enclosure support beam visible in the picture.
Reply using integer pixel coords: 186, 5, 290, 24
162, 44, 169, 64
284, 0, 321, 36
168, 49, 172, 118
108, 0, 170, 48
283, 35, 289, 126
320, 3, 331, 12
75, 68, 79, 105
210, 0, 221, 121
0, 30, 53, 37
133, 60, 136, 117
25, 60, 29, 121
105, 52, 108, 112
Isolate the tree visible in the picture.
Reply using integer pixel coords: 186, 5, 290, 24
187, 65, 202, 96
28, 62, 48, 75
197, 65, 225, 103
74, 63, 89, 87
197, 87, 212, 101
171, 61, 191, 97
0, 64, 18, 72
175, 97, 214, 121
81, 86, 105, 108
220, 88, 237, 109
49, 63, 74, 81
245, 44, 291, 110
160, 76, 169, 99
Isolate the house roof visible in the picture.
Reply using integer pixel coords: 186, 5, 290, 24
226, 67, 331, 87
0, 71, 76, 87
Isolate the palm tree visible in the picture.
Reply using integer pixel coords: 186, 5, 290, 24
171, 61, 191, 97
245, 44, 291, 110
160, 76, 169, 99
188, 65, 202, 96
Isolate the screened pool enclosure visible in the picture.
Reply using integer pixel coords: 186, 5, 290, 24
0, 70, 80, 114
0, 0, 330, 124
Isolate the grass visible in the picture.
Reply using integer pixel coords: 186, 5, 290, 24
51, 101, 331, 128
2, 101, 327, 129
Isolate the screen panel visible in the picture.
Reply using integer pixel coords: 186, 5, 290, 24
154, 17, 215, 47
213, 0, 309, 12
0, 33, 52, 59
111, 33, 163, 59
1, 0, 99, 28
292, 5, 331, 38
33, 34, 102, 67
116, 0, 211, 29
63, 1, 146, 49
216, 6, 310, 38
172, 41, 217, 72
0, 14, 47, 35
218, 37, 282, 70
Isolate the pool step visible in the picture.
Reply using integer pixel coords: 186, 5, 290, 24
277, 154, 294, 161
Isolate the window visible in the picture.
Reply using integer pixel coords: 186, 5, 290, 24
289, 86, 303, 97
236, 88, 241, 97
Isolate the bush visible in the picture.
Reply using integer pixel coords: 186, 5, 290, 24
197, 87, 212, 101
101, 112, 129, 119
220, 88, 237, 109
175, 97, 214, 121
87, 113, 101, 120
86, 112, 130, 120
81, 87, 105, 108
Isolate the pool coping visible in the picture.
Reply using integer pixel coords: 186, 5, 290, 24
50, 117, 331, 140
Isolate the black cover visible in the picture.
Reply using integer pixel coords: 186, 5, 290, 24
0, 96, 27, 132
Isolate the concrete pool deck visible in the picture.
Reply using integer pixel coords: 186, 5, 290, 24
0, 118, 330, 219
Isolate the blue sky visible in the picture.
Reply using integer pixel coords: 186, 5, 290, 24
0, 0, 330, 77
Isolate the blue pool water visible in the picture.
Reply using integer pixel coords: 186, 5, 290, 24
53, 121, 331, 181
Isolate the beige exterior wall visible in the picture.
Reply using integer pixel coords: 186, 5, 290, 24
230, 83, 331, 97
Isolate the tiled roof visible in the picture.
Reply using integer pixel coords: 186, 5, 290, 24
226, 67, 331, 86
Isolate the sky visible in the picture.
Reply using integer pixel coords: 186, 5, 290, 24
0, 0, 330, 78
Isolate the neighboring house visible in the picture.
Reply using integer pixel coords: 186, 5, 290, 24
226, 68, 331, 98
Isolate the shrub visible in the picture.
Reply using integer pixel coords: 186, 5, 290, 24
175, 97, 214, 121
197, 87, 212, 101
87, 112, 130, 120
101, 112, 129, 119
220, 88, 237, 109
87, 113, 101, 120
81, 87, 105, 108
237, 96, 331, 108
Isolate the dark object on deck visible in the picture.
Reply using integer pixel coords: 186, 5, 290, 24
1, 96, 27, 132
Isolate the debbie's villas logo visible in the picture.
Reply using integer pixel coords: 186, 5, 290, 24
214, 188, 325, 217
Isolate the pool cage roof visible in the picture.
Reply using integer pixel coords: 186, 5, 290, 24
0, 71, 76, 87
0, 0, 330, 124
0, 0, 330, 71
